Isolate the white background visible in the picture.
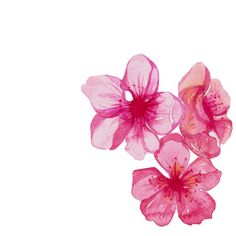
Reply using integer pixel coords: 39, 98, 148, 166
0, 0, 235, 235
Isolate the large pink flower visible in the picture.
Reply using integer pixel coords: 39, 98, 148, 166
82, 54, 184, 160
132, 133, 221, 226
178, 63, 232, 158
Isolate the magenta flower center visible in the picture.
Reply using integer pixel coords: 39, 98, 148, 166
130, 97, 147, 118
169, 177, 183, 192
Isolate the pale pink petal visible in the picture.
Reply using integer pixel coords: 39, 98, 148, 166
155, 134, 190, 177
132, 168, 168, 201
148, 92, 184, 135
179, 86, 221, 158
182, 157, 222, 191
179, 97, 210, 159
125, 126, 159, 160
125, 127, 146, 160
140, 190, 176, 226
180, 106, 208, 135
178, 63, 211, 141
179, 85, 210, 135
142, 127, 160, 153
177, 191, 215, 225
82, 75, 126, 117
181, 130, 221, 158
121, 54, 159, 97
172, 94, 186, 128
178, 62, 211, 98
91, 115, 128, 149
203, 79, 230, 116
179, 63, 232, 158
214, 118, 233, 144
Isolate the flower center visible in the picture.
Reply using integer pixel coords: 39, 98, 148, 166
130, 97, 147, 118
169, 177, 183, 192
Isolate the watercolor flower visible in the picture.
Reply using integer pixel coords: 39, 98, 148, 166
132, 133, 221, 226
82, 54, 184, 160
178, 63, 232, 158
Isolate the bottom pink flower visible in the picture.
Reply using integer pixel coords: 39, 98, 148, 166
132, 134, 221, 226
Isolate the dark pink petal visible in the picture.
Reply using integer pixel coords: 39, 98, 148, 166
125, 126, 160, 160
121, 54, 159, 97
148, 92, 185, 135
214, 118, 233, 144
181, 130, 221, 158
178, 62, 211, 98
203, 79, 230, 116
132, 168, 168, 201
82, 75, 126, 117
140, 190, 176, 226
90, 115, 128, 149
195, 92, 210, 122
110, 119, 133, 149
182, 157, 222, 191
155, 134, 190, 178
177, 191, 216, 225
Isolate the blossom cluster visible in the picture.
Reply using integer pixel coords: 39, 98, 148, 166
82, 54, 232, 226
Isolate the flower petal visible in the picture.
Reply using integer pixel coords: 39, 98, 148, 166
110, 119, 133, 150
214, 118, 233, 144
132, 168, 168, 201
178, 62, 211, 98
179, 86, 221, 158
142, 127, 160, 153
181, 130, 221, 158
125, 127, 146, 160
179, 63, 232, 158
182, 157, 222, 191
82, 75, 126, 117
177, 191, 216, 225
121, 54, 159, 97
140, 190, 176, 226
203, 79, 230, 116
148, 92, 185, 135
178, 63, 212, 143
155, 134, 190, 178
91, 115, 129, 149
125, 126, 159, 160
179, 93, 208, 136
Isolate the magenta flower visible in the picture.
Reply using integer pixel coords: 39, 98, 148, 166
82, 55, 184, 160
132, 133, 221, 226
178, 63, 232, 158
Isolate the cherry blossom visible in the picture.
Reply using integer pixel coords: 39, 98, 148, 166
132, 134, 221, 226
178, 63, 232, 158
82, 55, 184, 160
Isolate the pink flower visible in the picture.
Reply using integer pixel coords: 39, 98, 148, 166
82, 54, 184, 160
132, 133, 221, 226
178, 63, 232, 158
